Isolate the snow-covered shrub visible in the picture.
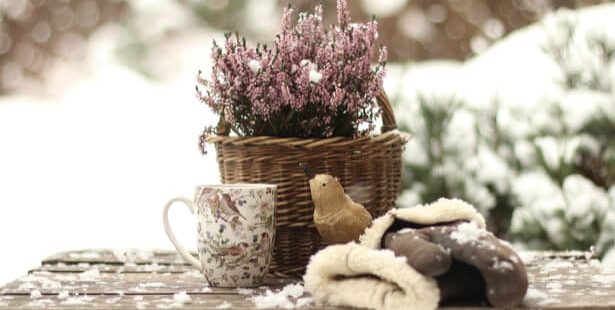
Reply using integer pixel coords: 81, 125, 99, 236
396, 94, 515, 236
392, 4, 615, 257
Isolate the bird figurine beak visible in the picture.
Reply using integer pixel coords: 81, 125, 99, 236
299, 163, 315, 179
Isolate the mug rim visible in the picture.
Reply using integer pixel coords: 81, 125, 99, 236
196, 183, 277, 190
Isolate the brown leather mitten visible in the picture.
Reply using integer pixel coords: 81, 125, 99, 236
383, 222, 528, 308
383, 230, 452, 276
423, 222, 528, 308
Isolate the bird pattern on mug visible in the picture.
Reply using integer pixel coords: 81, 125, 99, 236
195, 187, 275, 287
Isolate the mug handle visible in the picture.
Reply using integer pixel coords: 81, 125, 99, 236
162, 197, 203, 270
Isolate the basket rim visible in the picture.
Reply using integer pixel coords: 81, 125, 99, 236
204, 129, 411, 148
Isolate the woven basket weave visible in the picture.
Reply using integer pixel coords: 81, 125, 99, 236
204, 92, 410, 275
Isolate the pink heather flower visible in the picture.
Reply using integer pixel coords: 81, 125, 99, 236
197, 0, 387, 138
336, 0, 350, 27
379, 46, 388, 64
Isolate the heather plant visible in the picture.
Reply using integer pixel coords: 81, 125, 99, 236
196, 0, 387, 139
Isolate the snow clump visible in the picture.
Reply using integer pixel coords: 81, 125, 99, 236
172, 291, 192, 305
30, 290, 42, 299
79, 268, 100, 282
450, 222, 484, 244
250, 283, 311, 309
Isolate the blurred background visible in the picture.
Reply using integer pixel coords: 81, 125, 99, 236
1, 0, 614, 284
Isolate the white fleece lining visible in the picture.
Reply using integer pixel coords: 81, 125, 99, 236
303, 243, 439, 310
360, 198, 486, 249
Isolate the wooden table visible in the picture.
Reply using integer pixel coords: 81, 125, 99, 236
0, 249, 614, 309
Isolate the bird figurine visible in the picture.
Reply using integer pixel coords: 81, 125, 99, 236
300, 163, 373, 244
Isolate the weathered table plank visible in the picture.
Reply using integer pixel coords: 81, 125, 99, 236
2, 272, 295, 295
32, 262, 194, 274
0, 294, 341, 310
1, 249, 614, 309
522, 255, 615, 308
42, 249, 190, 266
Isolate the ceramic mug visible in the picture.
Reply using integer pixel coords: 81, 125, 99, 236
163, 184, 276, 287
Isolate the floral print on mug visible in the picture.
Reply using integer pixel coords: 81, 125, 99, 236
194, 185, 276, 287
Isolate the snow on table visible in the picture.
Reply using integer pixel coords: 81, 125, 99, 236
0, 249, 614, 309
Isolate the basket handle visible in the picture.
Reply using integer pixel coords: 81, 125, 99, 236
377, 91, 398, 133
215, 90, 397, 136
216, 111, 231, 137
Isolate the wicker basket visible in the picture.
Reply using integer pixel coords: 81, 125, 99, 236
204, 92, 410, 276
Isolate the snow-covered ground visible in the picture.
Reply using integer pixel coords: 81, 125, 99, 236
0, 25, 221, 284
